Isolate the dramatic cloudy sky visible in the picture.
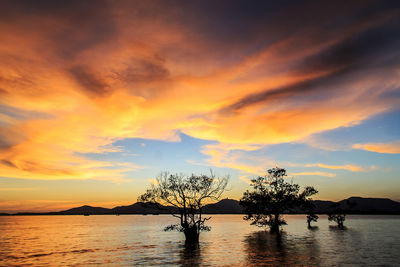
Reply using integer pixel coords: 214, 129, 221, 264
0, 0, 399, 212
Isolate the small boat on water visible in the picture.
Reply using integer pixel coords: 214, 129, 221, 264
83, 213, 90, 216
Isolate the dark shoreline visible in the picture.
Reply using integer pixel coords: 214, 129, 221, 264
2, 196, 400, 216
2, 212, 400, 216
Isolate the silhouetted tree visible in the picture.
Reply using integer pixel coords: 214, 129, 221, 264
306, 212, 319, 228
240, 167, 318, 234
139, 171, 229, 244
302, 198, 319, 228
328, 212, 346, 229
327, 200, 356, 229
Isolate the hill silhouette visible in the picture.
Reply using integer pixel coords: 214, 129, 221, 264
338, 197, 400, 213
4, 197, 400, 215
203, 198, 244, 214
59, 205, 111, 215
111, 202, 176, 214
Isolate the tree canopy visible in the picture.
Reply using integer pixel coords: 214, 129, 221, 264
327, 200, 356, 229
139, 171, 229, 244
240, 167, 318, 233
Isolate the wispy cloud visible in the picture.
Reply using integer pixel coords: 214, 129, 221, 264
292, 172, 336, 178
304, 163, 366, 172
239, 175, 253, 185
201, 143, 273, 176
353, 141, 400, 154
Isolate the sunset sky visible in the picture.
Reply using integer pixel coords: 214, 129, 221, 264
0, 0, 399, 212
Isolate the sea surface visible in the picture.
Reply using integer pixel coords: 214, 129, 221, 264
0, 214, 399, 266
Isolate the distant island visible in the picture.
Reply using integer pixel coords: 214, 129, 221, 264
2, 197, 400, 216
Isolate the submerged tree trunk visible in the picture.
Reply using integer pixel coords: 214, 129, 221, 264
270, 223, 280, 234
270, 214, 280, 234
184, 225, 199, 244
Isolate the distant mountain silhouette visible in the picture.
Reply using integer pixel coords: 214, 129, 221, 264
338, 197, 400, 213
203, 198, 244, 214
312, 200, 336, 213
111, 202, 176, 214
2, 197, 400, 215
59, 205, 112, 215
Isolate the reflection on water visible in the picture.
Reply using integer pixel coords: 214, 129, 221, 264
179, 243, 202, 267
244, 231, 320, 266
0, 215, 399, 266
308, 225, 319, 231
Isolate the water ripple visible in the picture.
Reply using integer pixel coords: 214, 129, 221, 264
0, 215, 399, 266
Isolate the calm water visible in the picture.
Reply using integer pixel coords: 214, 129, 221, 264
1, 215, 399, 266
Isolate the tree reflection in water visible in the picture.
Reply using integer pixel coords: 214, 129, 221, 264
178, 242, 202, 267
243, 231, 321, 266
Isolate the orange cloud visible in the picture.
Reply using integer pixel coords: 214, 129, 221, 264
0, 1, 399, 184
304, 163, 366, 172
353, 141, 400, 154
292, 172, 336, 178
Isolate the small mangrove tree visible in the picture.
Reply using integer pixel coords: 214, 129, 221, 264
139, 171, 229, 244
240, 167, 318, 234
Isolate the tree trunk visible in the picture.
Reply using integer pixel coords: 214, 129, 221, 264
270, 223, 280, 234
270, 214, 280, 234
184, 225, 199, 244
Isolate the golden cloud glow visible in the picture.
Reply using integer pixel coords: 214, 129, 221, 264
292, 172, 336, 178
353, 141, 400, 154
304, 163, 366, 172
0, 1, 399, 184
